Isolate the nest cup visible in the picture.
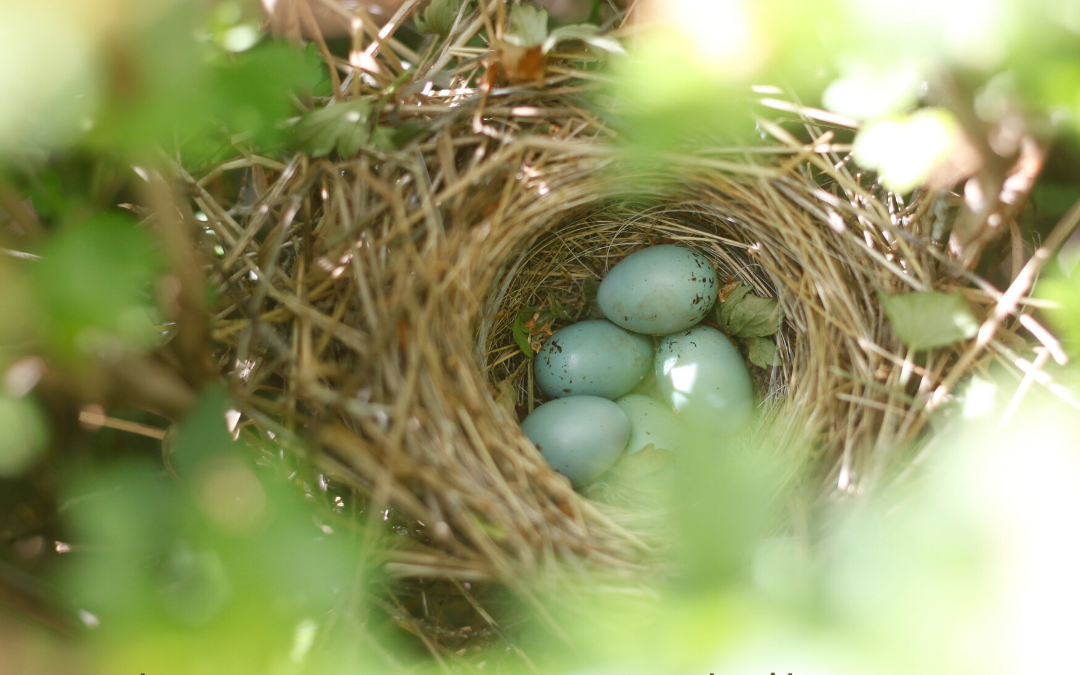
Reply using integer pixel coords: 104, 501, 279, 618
486, 206, 792, 412
192, 10, 996, 587
483, 172, 919, 519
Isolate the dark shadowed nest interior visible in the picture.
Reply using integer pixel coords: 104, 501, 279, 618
172, 0, 1051, 653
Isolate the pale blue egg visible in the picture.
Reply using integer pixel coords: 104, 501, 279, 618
521, 396, 630, 486
535, 320, 653, 399
598, 245, 719, 334
655, 325, 754, 436
614, 393, 687, 455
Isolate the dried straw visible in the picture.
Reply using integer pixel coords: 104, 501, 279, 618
181, 2, 1055, 592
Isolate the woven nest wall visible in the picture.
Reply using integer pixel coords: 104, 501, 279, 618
183, 10, 1001, 582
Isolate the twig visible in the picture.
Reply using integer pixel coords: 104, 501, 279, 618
79, 410, 168, 440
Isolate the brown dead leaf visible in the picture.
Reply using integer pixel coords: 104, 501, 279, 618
718, 280, 740, 303
523, 311, 540, 331
497, 44, 547, 86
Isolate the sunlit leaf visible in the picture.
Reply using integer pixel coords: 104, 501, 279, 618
544, 24, 626, 55
852, 108, 961, 193
822, 60, 922, 121
1037, 273, 1080, 352
0, 3, 96, 151
879, 290, 979, 351
205, 0, 262, 53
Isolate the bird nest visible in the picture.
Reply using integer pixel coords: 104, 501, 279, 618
181, 4, 1023, 586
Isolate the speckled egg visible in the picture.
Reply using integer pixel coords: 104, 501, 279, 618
614, 393, 687, 455
521, 396, 630, 487
655, 325, 754, 436
535, 320, 653, 400
598, 245, 719, 334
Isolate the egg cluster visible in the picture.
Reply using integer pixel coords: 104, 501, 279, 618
519, 245, 754, 487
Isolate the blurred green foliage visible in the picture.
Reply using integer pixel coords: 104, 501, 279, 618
614, 0, 1080, 190
1, 1, 1080, 674
0, 393, 49, 477
89, 32, 323, 163
1038, 271, 1080, 353
0, 0, 324, 166
60, 389, 369, 675
32, 213, 161, 359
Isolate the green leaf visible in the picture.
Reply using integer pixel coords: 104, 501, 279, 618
718, 283, 751, 330
414, 0, 467, 35
719, 284, 780, 337
513, 305, 537, 358
547, 292, 574, 321
295, 99, 374, 158
543, 24, 626, 56
578, 277, 603, 320
746, 336, 779, 369
505, 4, 549, 48
879, 290, 979, 351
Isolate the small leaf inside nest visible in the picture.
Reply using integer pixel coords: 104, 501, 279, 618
578, 277, 604, 320
717, 283, 781, 338
746, 336, 779, 369
547, 292, 574, 321
513, 305, 537, 358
